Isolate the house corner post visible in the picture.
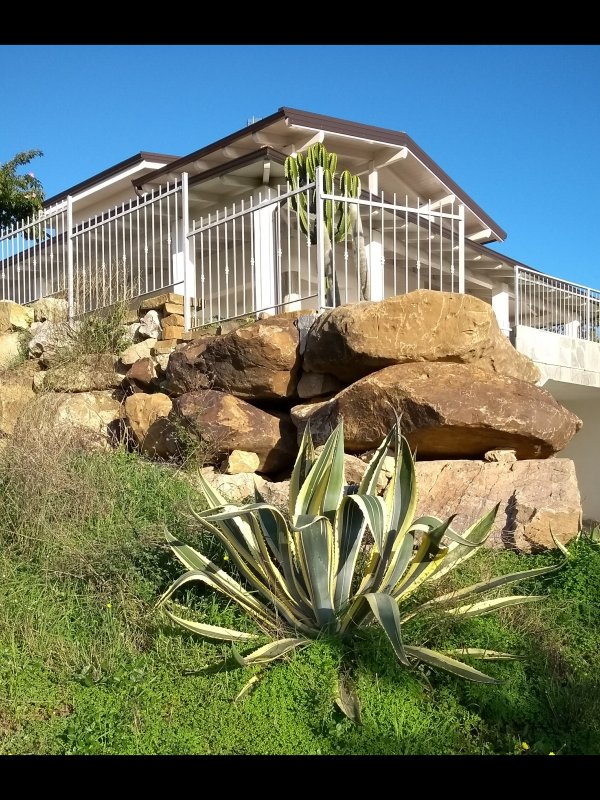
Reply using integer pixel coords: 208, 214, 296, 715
67, 195, 74, 322
315, 165, 325, 310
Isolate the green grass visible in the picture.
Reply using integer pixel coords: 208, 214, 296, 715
1, 443, 599, 755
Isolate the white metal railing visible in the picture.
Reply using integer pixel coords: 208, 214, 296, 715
187, 166, 465, 327
9, 169, 598, 350
0, 182, 181, 319
71, 181, 180, 315
0, 201, 70, 306
515, 265, 600, 342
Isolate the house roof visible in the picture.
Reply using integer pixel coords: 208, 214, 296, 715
135, 107, 507, 244
43, 151, 181, 209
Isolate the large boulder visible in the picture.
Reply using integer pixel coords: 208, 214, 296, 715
415, 458, 582, 552
0, 301, 33, 333
124, 392, 179, 459
172, 389, 297, 474
291, 362, 582, 459
0, 364, 36, 436
303, 290, 540, 384
167, 316, 302, 401
41, 354, 124, 392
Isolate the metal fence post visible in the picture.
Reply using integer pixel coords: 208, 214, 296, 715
315, 166, 325, 309
514, 266, 520, 330
586, 288, 591, 341
182, 172, 191, 332
67, 195, 74, 322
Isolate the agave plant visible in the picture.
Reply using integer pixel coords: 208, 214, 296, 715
284, 142, 368, 306
158, 420, 559, 704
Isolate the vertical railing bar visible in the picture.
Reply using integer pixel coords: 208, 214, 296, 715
67, 196, 74, 322
240, 199, 246, 316
232, 203, 237, 318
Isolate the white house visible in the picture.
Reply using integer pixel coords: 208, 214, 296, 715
2, 106, 599, 519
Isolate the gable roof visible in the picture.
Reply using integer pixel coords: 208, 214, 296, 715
135, 107, 507, 244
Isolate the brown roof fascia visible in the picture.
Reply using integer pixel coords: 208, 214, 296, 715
134, 109, 288, 190
44, 151, 181, 208
187, 147, 287, 188
281, 107, 507, 242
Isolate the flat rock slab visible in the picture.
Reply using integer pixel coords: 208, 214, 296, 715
415, 458, 582, 552
292, 362, 581, 459
199, 457, 581, 553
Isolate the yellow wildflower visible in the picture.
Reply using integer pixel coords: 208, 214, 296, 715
521, 742, 529, 751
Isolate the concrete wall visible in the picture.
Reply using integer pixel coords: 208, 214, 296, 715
514, 325, 600, 388
513, 327, 600, 523
556, 397, 600, 523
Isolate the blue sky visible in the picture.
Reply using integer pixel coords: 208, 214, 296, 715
1, 44, 599, 288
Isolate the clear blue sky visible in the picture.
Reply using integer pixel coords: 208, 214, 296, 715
1, 44, 599, 288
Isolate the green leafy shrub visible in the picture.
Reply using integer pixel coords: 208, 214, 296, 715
159, 420, 558, 712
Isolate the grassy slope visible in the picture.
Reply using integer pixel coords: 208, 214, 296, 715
0, 447, 598, 755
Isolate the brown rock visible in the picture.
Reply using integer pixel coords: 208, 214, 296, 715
223, 450, 261, 474
297, 371, 345, 399
0, 332, 22, 368
163, 302, 185, 316
414, 458, 582, 552
31, 298, 69, 324
163, 337, 215, 394
13, 391, 122, 451
303, 290, 540, 383
153, 339, 178, 355
172, 389, 297, 473
0, 364, 36, 435
165, 316, 301, 400
0, 301, 33, 333
120, 338, 157, 366
196, 467, 256, 505
161, 313, 185, 327
292, 362, 582, 459
139, 292, 184, 312
162, 324, 185, 341
126, 357, 157, 388
196, 316, 301, 400
43, 354, 123, 392
124, 392, 178, 459
180, 329, 210, 342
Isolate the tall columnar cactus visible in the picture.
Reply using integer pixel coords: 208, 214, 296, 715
285, 143, 368, 307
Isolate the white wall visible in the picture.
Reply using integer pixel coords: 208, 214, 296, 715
557, 398, 600, 523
